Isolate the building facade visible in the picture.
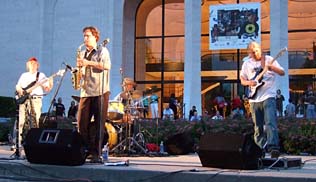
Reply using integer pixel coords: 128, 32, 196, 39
0, 0, 315, 119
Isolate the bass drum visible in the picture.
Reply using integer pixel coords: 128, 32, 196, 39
104, 122, 118, 149
108, 101, 124, 121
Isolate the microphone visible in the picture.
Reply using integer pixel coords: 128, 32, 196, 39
63, 62, 76, 72
102, 38, 110, 46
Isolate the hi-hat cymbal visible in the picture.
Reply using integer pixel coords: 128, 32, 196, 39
120, 91, 129, 99
131, 90, 142, 99
71, 95, 80, 102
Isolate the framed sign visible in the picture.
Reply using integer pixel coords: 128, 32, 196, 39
209, 3, 261, 50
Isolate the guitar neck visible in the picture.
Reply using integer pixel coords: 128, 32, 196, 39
255, 56, 277, 81
25, 73, 57, 94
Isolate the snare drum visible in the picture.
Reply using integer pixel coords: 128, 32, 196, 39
105, 122, 118, 149
108, 101, 124, 120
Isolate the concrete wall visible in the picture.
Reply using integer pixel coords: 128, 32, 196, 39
0, 0, 123, 111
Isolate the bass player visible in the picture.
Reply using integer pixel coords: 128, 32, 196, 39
15, 57, 54, 148
240, 41, 284, 158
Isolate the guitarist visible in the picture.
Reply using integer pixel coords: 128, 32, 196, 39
240, 41, 285, 158
15, 57, 54, 148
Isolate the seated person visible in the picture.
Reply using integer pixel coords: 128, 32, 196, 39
190, 111, 201, 121
211, 110, 224, 120
163, 106, 174, 120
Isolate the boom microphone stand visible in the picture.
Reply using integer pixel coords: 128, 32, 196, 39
42, 65, 68, 125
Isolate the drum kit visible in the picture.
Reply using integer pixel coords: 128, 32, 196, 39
104, 77, 148, 154
72, 77, 151, 154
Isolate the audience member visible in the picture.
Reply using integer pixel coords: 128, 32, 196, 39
296, 98, 305, 118
211, 110, 223, 120
275, 89, 285, 117
304, 85, 316, 119
285, 98, 295, 117
213, 93, 227, 117
190, 111, 201, 121
55, 97, 65, 119
169, 93, 178, 120
68, 100, 78, 119
162, 105, 174, 120
189, 105, 197, 120
150, 92, 159, 118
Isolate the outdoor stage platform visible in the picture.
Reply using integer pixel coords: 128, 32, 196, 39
0, 145, 316, 182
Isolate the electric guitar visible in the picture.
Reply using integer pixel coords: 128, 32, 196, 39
247, 47, 287, 99
15, 69, 65, 104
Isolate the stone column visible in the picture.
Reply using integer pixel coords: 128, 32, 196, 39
104, 0, 124, 99
184, 0, 202, 119
270, 0, 289, 113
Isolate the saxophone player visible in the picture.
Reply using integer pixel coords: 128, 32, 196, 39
76, 26, 111, 163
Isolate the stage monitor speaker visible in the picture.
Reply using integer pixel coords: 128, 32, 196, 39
23, 128, 86, 166
197, 133, 262, 170
165, 132, 194, 155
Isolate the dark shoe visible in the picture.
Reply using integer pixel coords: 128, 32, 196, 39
90, 155, 103, 163
270, 149, 280, 158
86, 154, 94, 160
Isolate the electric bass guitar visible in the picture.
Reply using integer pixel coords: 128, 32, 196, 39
247, 47, 287, 99
15, 69, 65, 104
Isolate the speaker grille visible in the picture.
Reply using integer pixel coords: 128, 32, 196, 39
198, 133, 262, 170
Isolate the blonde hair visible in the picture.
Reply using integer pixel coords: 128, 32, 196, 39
26, 60, 39, 72
247, 41, 260, 54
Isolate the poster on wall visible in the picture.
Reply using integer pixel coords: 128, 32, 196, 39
209, 3, 261, 50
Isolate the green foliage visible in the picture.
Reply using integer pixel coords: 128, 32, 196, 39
0, 118, 15, 142
0, 96, 16, 117
279, 119, 316, 155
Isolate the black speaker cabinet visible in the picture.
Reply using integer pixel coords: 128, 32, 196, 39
23, 128, 86, 166
165, 132, 194, 155
197, 133, 262, 170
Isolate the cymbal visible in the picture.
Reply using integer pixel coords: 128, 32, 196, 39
119, 91, 129, 99
71, 95, 80, 102
131, 90, 142, 99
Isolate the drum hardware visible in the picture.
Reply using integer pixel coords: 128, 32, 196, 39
110, 120, 147, 154
109, 92, 147, 155
71, 95, 81, 102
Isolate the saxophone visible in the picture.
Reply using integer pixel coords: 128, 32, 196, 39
72, 43, 85, 90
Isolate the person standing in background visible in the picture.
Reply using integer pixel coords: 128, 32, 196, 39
55, 97, 65, 119
150, 91, 159, 119
189, 105, 197, 121
169, 93, 178, 120
275, 89, 285, 117
68, 100, 78, 119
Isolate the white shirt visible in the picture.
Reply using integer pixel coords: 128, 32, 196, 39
240, 55, 284, 103
16, 72, 48, 96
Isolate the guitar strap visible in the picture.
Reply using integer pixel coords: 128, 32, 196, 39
23, 72, 40, 90
260, 54, 266, 69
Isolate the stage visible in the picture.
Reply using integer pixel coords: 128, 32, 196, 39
1, 145, 316, 182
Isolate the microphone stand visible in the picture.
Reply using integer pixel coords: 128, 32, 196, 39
98, 40, 108, 162
42, 66, 68, 126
